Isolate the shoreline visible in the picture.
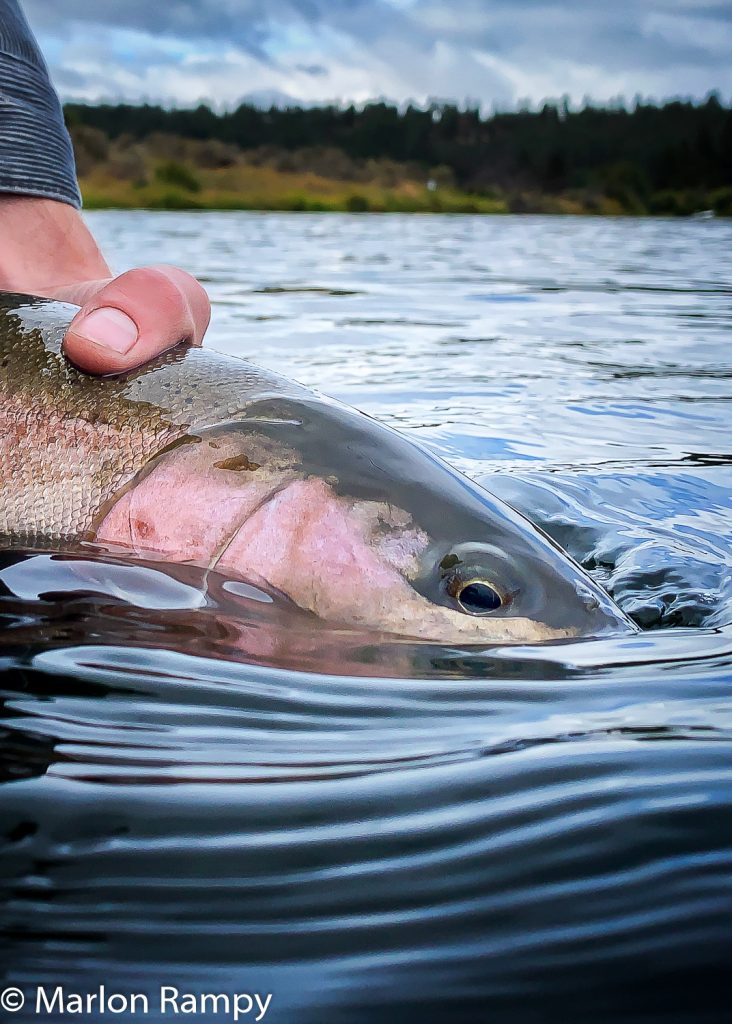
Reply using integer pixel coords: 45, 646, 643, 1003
81, 185, 728, 218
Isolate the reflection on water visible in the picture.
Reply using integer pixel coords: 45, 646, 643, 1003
2, 213, 732, 1022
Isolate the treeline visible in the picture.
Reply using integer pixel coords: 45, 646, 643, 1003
64, 96, 732, 215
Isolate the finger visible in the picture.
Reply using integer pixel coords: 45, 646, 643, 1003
57, 265, 211, 375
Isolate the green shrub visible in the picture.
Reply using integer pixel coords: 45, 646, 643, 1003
285, 195, 308, 211
154, 160, 201, 193
346, 194, 370, 212
600, 161, 650, 213
648, 190, 708, 216
70, 124, 109, 175
149, 188, 203, 210
711, 187, 732, 217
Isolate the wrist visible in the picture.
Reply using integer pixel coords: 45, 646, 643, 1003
0, 195, 110, 294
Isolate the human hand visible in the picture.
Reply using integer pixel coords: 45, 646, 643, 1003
49, 265, 211, 376
0, 196, 210, 374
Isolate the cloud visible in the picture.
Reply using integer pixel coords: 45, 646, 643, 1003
296, 63, 328, 77
21, 0, 732, 108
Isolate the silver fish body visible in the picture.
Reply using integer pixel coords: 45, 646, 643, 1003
0, 292, 635, 644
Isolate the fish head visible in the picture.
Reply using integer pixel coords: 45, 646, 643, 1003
97, 397, 635, 645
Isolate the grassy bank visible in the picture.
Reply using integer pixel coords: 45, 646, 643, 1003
79, 166, 732, 216
80, 170, 506, 214
74, 129, 732, 216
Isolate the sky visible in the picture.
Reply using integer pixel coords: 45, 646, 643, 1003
22, 0, 732, 110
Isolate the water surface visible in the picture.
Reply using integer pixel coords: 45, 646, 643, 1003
2, 213, 732, 1022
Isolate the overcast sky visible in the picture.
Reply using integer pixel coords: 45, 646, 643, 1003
22, 0, 732, 110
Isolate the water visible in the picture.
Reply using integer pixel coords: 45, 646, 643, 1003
2, 213, 732, 1022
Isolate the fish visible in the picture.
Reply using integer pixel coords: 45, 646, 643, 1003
0, 292, 635, 645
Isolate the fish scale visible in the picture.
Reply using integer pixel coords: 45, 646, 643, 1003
0, 293, 306, 543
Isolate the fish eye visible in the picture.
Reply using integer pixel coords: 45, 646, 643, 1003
448, 577, 504, 615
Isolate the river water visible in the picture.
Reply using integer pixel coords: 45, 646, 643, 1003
2, 212, 732, 1022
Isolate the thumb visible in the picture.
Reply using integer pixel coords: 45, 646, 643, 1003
51, 265, 210, 375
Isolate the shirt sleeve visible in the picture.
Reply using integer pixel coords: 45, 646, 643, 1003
0, 0, 81, 208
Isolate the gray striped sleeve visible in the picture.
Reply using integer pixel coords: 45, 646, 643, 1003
0, 0, 81, 208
